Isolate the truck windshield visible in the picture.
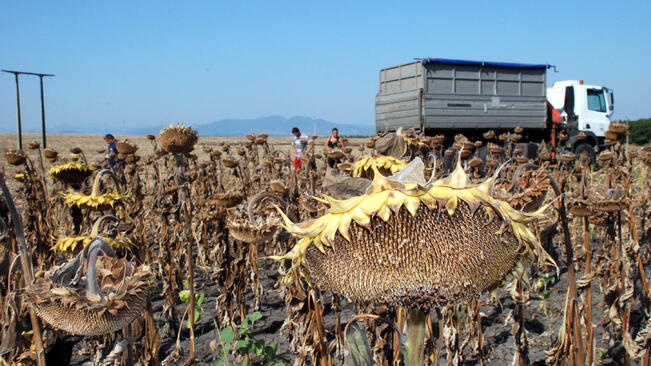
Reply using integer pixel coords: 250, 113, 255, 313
587, 88, 607, 112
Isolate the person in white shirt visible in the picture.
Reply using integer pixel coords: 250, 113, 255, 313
291, 127, 313, 171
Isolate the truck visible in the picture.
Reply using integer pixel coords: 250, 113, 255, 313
375, 58, 614, 161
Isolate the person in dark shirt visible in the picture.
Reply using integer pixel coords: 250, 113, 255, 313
101, 134, 119, 167
323, 128, 345, 168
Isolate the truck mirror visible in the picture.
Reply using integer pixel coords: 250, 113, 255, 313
564, 86, 575, 117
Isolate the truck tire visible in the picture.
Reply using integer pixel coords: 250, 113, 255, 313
515, 143, 538, 160
442, 149, 456, 174
526, 143, 538, 160
574, 143, 595, 166
475, 146, 488, 175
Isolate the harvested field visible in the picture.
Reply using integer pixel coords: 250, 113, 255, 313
0, 128, 649, 366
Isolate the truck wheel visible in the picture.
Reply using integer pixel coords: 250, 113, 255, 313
442, 150, 456, 174
526, 143, 538, 160
574, 143, 595, 166
515, 143, 538, 160
475, 146, 488, 175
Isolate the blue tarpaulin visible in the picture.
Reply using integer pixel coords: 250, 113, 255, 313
421, 58, 551, 69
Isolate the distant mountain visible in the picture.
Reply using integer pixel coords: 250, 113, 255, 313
5, 123, 99, 134
131, 115, 375, 137
1, 115, 376, 136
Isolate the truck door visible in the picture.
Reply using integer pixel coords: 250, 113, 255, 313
583, 87, 610, 137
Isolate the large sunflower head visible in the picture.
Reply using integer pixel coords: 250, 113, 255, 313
273, 158, 554, 310
27, 239, 150, 336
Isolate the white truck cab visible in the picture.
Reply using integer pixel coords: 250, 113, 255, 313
546, 80, 614, 141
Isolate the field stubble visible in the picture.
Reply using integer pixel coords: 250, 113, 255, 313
0, 130, 649, 366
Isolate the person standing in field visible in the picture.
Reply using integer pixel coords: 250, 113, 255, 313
100, 134, 122, 168
291, 127, 313, 171
323, 127, 345, 168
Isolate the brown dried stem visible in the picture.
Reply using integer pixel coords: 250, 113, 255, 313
0, 171, 47, 366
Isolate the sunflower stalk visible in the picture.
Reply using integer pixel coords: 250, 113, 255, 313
0, 171, 47, 366
90, 215, 120, 237
582, 216, 595, 365
405, 308, 428, 366
179, 169, 196, 364
91, 169, 123, 197
548, 184, 585, 365
31, 147, 50, 203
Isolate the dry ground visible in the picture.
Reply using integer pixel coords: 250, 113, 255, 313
1, 133, 369, 167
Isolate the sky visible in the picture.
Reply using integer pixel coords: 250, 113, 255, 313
1, 1, 650, 134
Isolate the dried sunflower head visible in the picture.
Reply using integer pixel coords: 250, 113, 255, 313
325, 149, 345, 160
607, 122, 629, 134
210, 192, 244, 208
403, 135, 427, 149
226, 216, 278, 243
273, 158, 554, 310
49, 162, 94, 185
159, 123, 198, 154
116, 140, 137, 154
5, 150, 27, 166
43, 148, 58, 159
353, 155, 409, 179
27, 240, 149, 336
52, 235, 132, 253
221, 157, 239, 168
61, 169, 127, 210
13, 173, 31, 182
269, 180, 288, 195
62, 191, 129, 210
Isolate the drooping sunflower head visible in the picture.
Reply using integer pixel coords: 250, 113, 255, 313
62, 191, 129, 210
116, 140, 138, 154
210, 192, 244, 208
352, 155, 409, 179
159, 123, 198, 154
403, 135, 428, 149
52, 235, 133, 253
49, 163, 94, 185
273, 158, 554, 310
28, 253, 149, 336
13, 173, 31, 182
5, 150, 27, 166
226, 216, 278, 243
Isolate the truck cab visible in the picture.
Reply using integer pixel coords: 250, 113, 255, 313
546, 80, 614, 146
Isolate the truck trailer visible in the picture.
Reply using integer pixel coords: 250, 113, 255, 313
375, 58, 614, 160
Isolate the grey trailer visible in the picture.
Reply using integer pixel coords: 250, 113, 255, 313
375, 58, 551, 135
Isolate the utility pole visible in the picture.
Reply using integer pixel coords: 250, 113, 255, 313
2, 69, 55, 149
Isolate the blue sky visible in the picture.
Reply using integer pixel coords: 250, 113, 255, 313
1, 1, 650, 133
